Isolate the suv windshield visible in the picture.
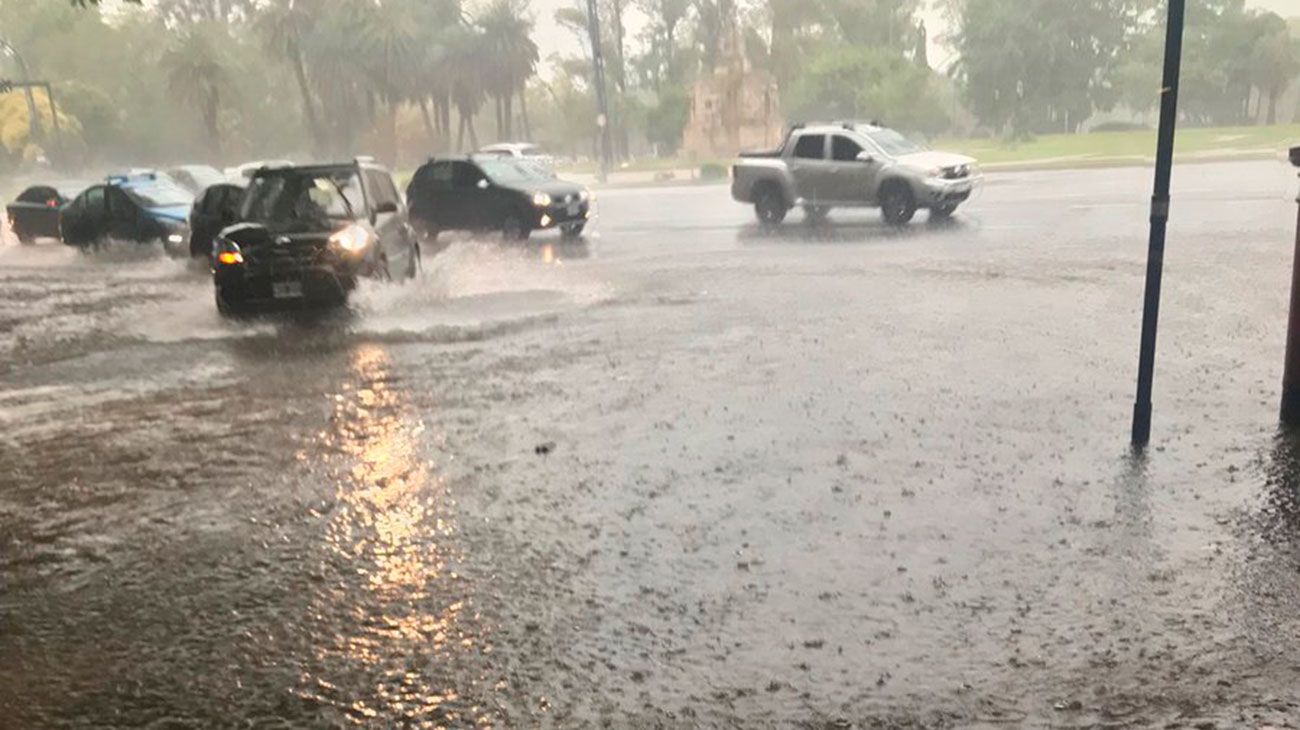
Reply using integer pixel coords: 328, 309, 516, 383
861, 128, 923, 157
123, 181, 194, 208
242, 169, 364, 226
478, 159, 548, 185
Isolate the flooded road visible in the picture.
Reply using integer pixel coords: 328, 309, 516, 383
4, 160, 1300, 727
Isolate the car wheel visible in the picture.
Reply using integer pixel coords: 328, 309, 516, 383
931, 203, 959, 220
753, 185, 788, 225
502, 214, 530, 242
215, 290, 247, 319
880, 182, 917, 226
561, 222, 585, 239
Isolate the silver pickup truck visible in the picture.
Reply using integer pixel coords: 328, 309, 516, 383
731, 122, 980, 225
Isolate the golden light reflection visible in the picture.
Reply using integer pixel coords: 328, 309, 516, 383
300, 342, 494, 726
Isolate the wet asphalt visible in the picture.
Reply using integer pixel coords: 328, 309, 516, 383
3, 160, 1300, 727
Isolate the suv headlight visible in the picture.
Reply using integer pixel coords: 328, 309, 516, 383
532, 191, 552, 207
578, 189, 591, 202
329, 223, 373, 252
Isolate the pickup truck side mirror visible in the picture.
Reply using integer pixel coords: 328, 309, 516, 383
855, 150, 876, 164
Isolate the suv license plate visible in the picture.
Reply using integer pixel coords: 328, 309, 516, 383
567, 203, 580, 216
272, 281, 304, 299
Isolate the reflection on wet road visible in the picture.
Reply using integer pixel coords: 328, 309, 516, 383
4, 160, 1300, 726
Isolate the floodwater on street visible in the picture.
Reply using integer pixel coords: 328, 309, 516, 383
4, 159, 1300, 727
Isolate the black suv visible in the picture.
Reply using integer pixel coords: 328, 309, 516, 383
211, 160, 419, 316
406, 156, 591, 242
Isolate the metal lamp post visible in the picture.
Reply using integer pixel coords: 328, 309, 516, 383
1131, 0, 1187, 448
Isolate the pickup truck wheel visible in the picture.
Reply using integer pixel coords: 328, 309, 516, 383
753, 186, 788, 225
880, 183, 917, 226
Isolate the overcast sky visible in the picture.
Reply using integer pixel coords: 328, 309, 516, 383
528, 0, 1300, 77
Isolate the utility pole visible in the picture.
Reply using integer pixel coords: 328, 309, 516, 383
585, 0, 612, 183
1131, 0, 1187, 448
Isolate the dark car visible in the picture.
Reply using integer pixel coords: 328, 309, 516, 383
60, 173, 194, 255
166, 165, 227, 196
211, 160, 419, 316
6, 183, 86, 243
406, 156, 591, 242
188, 182, 245, 259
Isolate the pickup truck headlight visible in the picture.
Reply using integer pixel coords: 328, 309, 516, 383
329, 223, 373, 253
532, 191, 553, 207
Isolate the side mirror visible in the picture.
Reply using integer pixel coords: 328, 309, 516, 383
374, 200, 399, 215
1289, 145, 1300, 168
476, 178, 490, 190
855, 150, 876, 164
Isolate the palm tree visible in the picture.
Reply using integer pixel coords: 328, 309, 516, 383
161, 23, 231, 162
476, 0, 539, 140
255, 0, 324, 154
300, 0, 374, 156
354, 0, 430, 165
446, 26, 487, 150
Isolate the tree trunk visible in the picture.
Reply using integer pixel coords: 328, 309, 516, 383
519, 85, 531, 140
206, 89, 223, 163
503, 94, 514, 140
289, 45, 324, 154
467, 114, 479, 149
441, 99, 453, 153
383, 102, 399, 168
418, 97, 437, 148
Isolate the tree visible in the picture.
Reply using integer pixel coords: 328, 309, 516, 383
1115, 0, 1300, 126
477, 0, 540, 140
255, 0, 324, 153
161, 23, 231, 160
948, 0, 1139, 136
788, 44, 948, 136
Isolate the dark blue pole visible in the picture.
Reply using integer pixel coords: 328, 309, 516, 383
1132, 0, 1187, 448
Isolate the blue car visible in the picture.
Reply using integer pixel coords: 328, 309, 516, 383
60, 172, 194, 255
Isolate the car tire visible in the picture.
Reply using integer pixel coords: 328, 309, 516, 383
215, 290, 247, 319
561, 222, 585, 239
880, 182, 917, 226
502, 214, 530, 242
931, 203, 959, 220
753, 184, 788, 225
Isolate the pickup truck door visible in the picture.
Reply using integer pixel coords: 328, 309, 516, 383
787, 133, 831, 204
829, 134, 880, 205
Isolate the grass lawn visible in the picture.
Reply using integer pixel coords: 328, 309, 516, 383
934, 124, 1300, 165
